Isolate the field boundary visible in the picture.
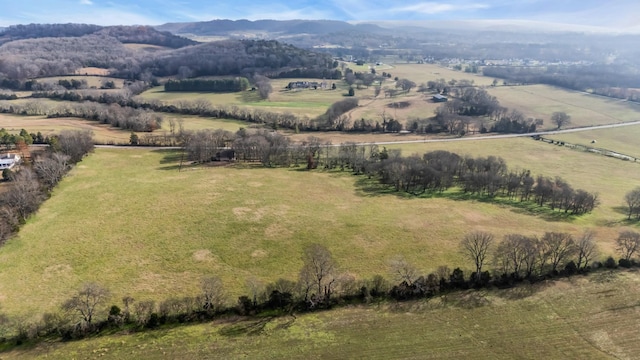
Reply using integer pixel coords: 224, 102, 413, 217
536, 136, 639, 163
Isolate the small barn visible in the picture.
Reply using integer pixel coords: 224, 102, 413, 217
432, 94, 448, 102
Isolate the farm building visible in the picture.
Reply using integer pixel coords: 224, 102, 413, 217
0, 154, 20, 170
432, 94, 448, 102
286, 81, 320, 90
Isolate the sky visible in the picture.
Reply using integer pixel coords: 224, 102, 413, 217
1, 0, 639, 31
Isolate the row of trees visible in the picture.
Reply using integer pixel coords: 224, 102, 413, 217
164, 78, 251, 92
369, 150, 598, 215
12, 227, 640, 342
182, 130, 597, 215
0, 130, 94, 242
462, 229, 640, 286
0, 100, 163, 132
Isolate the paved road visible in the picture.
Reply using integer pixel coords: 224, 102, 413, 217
85, 120, 640, 149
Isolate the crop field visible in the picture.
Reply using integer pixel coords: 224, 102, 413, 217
487, 85, 640, 128
0, 138, 639, 322
4, 271, 640, 359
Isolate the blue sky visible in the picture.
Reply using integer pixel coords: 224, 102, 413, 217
1, 0, 639, 31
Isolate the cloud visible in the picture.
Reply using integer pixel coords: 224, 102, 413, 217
391, 2, 489, 15
79, 0, 93, 5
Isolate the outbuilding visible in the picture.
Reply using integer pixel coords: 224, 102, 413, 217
0, 153, 20, 170
432, 94, 448, 102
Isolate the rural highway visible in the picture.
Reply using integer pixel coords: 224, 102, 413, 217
90, 119, 640, 149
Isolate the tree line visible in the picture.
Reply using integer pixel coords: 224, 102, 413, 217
0, 130, 94, 242
5, 228, 640, 344
164, 78, 250, 92
0, 100, 163, 132
181, 130, 598, 216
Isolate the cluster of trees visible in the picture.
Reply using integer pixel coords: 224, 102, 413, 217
0, 100, 163, 132
56, 79, 88, 90
368, 150, 598, 214
0, 35, 137, 79
315, 98, 359, 130
164, 78, 250, 92
0, 130, 94, 242
0, 128, 42, 148
136, 40, 337, 79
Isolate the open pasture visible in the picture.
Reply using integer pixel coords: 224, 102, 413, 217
0, 113, 248, 144
388, 136, 640, 230
0, 140, 638, 321
390, 63, 496, 87
140, 78, 358, 118
487, 85, 640, 129
5, 271, 640, 359
546, 124, 640, 159
35, 75, 126, 89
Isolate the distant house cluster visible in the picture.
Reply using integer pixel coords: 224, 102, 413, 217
286, 81, 320, 90
0, 153, 20, 170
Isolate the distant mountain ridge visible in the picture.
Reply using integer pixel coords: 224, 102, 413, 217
0, 23, 196, 48
156, 19, 383, 36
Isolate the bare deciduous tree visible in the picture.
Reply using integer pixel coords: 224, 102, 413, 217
616, 230, 640, 261
389, 255, 418, 285
201, 276, 226, 312
33, 152, 71, 190
624, 187, 640, 220
540, 232, 576, 272
460, 231, 493, 281
301, 243, 337, 301
62, 282, 110, 325
551, 111, 571, 129
576, 230, 598, 270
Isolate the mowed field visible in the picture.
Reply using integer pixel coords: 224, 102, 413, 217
1, 137, 640, 322
5, 271, 640, 359
487, 85, 640, 129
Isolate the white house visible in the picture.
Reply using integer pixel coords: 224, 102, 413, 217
0, 154, 20, 170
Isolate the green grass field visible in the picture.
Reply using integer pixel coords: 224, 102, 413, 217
140, 78, 357, 118
0, 139, 639, 323
4, 271, 640, 359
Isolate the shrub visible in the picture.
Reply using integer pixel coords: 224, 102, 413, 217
604, 257, 617, 269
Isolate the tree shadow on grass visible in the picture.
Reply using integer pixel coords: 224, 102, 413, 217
352, 176, 577, 222
218, 316, 275, 337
